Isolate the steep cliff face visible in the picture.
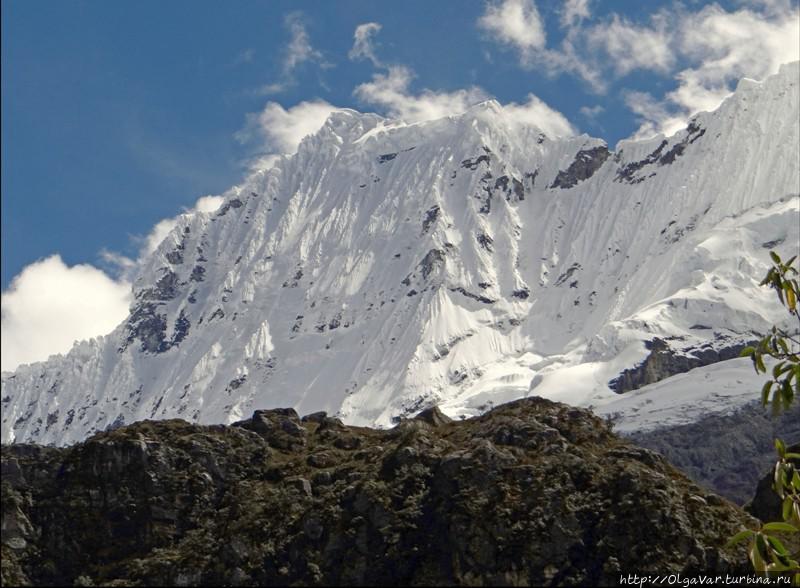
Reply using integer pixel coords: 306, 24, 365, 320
2, 63, 799, 446
1, 398, 753, 586
607, 338, 757, 393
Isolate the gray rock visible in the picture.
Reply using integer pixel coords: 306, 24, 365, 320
412, 406, 453, 427
2, 397, 754, 587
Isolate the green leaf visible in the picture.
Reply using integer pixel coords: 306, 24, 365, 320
766, 534, 791, 559
762, 381, 774, 405
762, 521, 798, 534
771, 251, 782, 264
775, 277, 785, 303
728, 529, 755, 546
772, 388, 783, 416
776, 438, 787, 457
775, 463, 786, 498
786, 283, 797, 312
752, 534, 769, 572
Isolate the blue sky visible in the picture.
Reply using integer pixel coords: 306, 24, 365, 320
1, 0, 798, 370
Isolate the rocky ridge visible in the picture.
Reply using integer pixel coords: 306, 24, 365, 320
1, 398, 753, 586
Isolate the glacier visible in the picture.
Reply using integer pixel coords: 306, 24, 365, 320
3, 62, 799, 446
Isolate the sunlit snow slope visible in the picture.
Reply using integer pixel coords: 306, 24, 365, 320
3, 63, 799, 445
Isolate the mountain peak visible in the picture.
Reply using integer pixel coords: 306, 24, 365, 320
464, 98, 504, 115
2, 66, 798, 446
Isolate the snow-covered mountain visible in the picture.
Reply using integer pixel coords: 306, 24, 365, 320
3, 63, 799, 446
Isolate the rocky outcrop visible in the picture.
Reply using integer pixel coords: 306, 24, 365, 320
550, 146, 610, 189
2, 398, 752, 586
629, 402, 800, 505
745, 442, 800, 522
608, 337, 755, 393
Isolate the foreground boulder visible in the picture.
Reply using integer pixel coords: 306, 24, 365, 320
2, 398, 753, 586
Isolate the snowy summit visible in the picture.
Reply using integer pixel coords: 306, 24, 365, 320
2, 63, 799, 446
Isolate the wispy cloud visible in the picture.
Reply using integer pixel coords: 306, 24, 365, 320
283, 12, 324, 74
585, 13, 675, 77
476, 0, 607, 92
349, 22, 383, 67
502, 94, 577, 137
354, 65, 488, 122
258, 11, 331, 95
478, 0, 547, 58
353, 64, 574, 137
236, 99, 340, 172
475, 0, 798, 137
579, 104, 604, 121
626, 2, 800, 137
561, 0, 591, 28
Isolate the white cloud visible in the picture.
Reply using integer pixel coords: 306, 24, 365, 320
476, 0, 605, 91
478, 0, 547, 59
252, 100, 340, 153
353, 64, 575, 135
257, 82, 289, 96
143, 218, 179, 257
349, 22, 383, 66
194, 195, 224, 214
235, 99, 340, 173
354, 65, 488, 122
548, 39, 608, 93
99, 249, 136, 275
586, 14, 675, 76
256, 12, 328, 95
1, 255, 132, 372
627, 2, 800, 137
283, 12, 324, 75
624, 90, 688, 139
242, 153, 283, 172
579, 104, 604, 121
561, 0, 591, 28
675, 3, 799, 104
503, 94, 577, 137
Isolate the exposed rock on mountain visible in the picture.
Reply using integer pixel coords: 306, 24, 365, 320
608, 337, 756, 394
549, 145, 610, 189
1, 398, 752, 586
